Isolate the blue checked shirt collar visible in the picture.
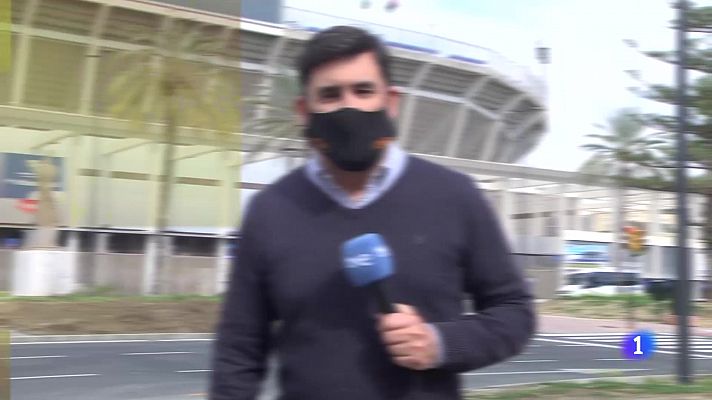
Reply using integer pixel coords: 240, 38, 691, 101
304, 142, 408, 209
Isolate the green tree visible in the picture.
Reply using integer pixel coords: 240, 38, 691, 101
106, 21, 306, 294
105, 20, 238, 294
632, 1, 712, 298
580, 109, 664, 306
241, 68, 304, 163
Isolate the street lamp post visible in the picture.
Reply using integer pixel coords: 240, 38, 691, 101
675, 0, 692, 385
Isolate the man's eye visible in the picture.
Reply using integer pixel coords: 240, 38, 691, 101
354, 84, 376, 96
318, 87, 341, 102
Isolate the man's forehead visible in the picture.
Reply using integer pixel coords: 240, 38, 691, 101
307, 52, 384, 83
313, 79, 378, 88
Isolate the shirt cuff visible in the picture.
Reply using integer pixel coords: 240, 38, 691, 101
426, 323, 445, 368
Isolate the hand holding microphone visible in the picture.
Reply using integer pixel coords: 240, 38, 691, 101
341, 234, 440, 370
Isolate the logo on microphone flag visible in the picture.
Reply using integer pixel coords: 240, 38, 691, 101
341, 233, 394, 287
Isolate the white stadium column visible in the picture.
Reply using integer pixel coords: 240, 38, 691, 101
10, 0, 41, 105
500, 178, 514, 246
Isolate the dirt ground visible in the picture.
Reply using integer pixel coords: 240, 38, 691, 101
538, 298, 712, 328
0, 299, 223, 335
1, 296, 710, 335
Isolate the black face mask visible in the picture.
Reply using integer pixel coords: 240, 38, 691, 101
304, 108, 397, 172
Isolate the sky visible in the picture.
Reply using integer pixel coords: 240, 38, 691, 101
282, 0, 698, 172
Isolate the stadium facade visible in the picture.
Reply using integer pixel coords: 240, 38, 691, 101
0, 0, 707, 298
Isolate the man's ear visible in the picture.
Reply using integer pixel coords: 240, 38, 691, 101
295, 95, 308, 126
386, 86, 401, 119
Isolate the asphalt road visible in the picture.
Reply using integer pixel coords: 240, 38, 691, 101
11, 333, 712, 400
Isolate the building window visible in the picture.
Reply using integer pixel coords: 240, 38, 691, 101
108, 233, 146, 254
172, 236, 218, 257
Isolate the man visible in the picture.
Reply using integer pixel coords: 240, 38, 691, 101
209, 25, 535, 400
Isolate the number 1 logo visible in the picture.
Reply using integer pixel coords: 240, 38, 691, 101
622, 330, 656, 360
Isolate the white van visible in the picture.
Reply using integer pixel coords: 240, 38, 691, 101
557, 269, 644, 297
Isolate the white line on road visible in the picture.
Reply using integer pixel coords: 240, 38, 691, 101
595, 339, 711, 343
509, 360, 558, 363
462, 370, 571, 376
534, 337, 712, 359
4, 355, 68, 360
122, 352, 195, 356
462, 368, 651, 377
538, 333, 631, 337
177, 370, 212, 373
12, 339, 213, 345
11, 374, 99, 380
12, 340, 152, 345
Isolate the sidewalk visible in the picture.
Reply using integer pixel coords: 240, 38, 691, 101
539, 313, 712, 336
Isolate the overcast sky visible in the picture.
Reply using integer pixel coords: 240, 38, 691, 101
282, 0, 698, 171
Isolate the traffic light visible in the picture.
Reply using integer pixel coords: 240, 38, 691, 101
624, 226, 645, 254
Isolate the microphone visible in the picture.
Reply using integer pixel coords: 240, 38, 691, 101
341, 233, 395, 314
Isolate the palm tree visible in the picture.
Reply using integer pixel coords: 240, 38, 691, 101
579, 109, 664, 321
581, 109, 667, 179
106, 21, 308, 294
242, 67, 305, 163
104, 20, 239, 295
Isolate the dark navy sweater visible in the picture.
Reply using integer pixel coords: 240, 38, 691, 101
209, 156, 536, 400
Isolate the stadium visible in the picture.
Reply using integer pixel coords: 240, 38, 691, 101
0, 0, 707, 298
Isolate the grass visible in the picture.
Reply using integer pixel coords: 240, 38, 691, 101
0, 289, 222, 303
540, 294, 711, 327
560, 294, 656, 305
465, 376, 712, 399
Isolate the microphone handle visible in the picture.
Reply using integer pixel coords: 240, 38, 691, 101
372, 281, 395, 314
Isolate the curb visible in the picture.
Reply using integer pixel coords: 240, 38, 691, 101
11, 332, 215, 343
467, 373, 712, 394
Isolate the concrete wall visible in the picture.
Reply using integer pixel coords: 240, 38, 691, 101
525, 267, 559, 300
164, 256, 217, 295
0, 250, 12, 291
93, 254, 145, 295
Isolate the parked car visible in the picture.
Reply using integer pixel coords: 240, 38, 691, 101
557, 270, 643, 297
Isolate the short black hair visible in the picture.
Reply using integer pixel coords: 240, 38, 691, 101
296, 25, 392, 88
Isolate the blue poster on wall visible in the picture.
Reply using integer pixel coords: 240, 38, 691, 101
564, 241, 610, 265
0, 153, 64, 199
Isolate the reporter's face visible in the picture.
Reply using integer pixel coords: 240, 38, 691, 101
296, 52, 400, 121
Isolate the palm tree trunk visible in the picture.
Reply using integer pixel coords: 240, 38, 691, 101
705, 192, 712, 301
613, 169, 627, 291
614, 166, 634, 327
152, 97, 177, 295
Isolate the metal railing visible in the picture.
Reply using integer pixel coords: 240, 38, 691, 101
282, 7, 547, 102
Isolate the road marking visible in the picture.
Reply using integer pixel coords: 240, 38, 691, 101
13, 340, 152, 345
534, 337, 712, 359
509, 360, 557, 363
595, 338, 711, 343
463, 370, 570, 376
11, 374, 99, 380
122, 352, 195, 356
558, 368, 651, 375
527, 345, 543, 348
13, 338, 214, 345
462, 368, 651, 377
538, 333, 631, 337
4, 355, 68, 360
177, 370, 212, 373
